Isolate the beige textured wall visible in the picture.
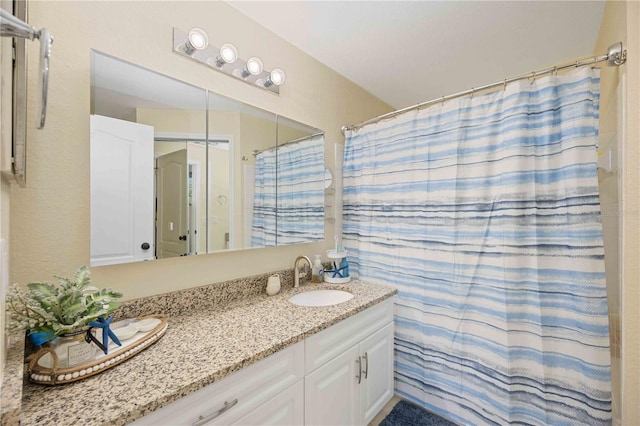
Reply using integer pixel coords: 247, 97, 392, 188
0, 0, 12, 378
595, 0, 640, 422
595, 2, 625, 422
10, 1, 391, 300
622, 1, 640, 421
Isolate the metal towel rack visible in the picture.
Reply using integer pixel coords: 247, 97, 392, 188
1, 8, 53, 129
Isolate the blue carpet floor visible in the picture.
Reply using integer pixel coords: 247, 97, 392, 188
380, 400, 456, 426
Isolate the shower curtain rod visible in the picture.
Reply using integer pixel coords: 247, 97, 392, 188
341, 42, 627, 134
252, 131, 325, 156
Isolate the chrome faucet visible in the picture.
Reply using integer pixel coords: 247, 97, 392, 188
293, 255, 312, 288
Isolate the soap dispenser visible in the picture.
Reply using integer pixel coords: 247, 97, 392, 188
312, 255, 323, 283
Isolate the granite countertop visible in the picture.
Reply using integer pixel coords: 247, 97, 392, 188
17, 280, 396, 425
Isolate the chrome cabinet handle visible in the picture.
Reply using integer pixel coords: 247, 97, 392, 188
193, 398, 238, 426
355, 356, 362, 384
363, 352, 369, 379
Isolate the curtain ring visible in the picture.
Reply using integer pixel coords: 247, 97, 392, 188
441, 96, 445, 107
470, 88, 474, 99
503, 78, 507, 91
530, 71, 537, 84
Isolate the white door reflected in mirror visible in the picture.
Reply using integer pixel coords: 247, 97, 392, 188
90, 115, 155, 266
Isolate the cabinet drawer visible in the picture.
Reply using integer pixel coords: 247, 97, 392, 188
132, 340, 304, 425
232, 380, 304, 425
305, 297, 393, 374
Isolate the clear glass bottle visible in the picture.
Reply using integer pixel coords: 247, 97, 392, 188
312, 255, 323, 283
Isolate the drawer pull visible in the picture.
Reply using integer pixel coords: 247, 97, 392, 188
193, 398, 238, 426
363, 352, 369, 379
355, 356, 362, 384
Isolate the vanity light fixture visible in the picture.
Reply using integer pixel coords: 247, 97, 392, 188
184, 27, 208, 55
241, 57, 264, 78
214, 43, 238, 67
264, 68, 286, 87
172, 27, 285, 95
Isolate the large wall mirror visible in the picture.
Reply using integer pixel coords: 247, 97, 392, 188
90, 51, 325, 266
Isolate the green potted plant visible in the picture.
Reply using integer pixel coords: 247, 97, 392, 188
7, 266, 123, 366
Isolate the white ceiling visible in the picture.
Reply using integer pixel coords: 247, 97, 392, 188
228, 1, 606, 109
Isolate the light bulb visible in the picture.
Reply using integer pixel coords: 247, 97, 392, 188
184, 28, 208, 55
246, 57, 263, 75
241, 57, 264, 78
214, 43, 238, 67
264, 68, 286, 87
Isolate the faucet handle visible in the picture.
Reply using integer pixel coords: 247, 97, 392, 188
293, 255, 312, 287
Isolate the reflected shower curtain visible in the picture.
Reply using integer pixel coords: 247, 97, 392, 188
343, 67, 611, 425
252, 136, 324, 247
252, 148, 277, 247
276, 135, 325, 245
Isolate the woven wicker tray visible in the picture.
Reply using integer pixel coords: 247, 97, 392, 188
26, 314, 168, 385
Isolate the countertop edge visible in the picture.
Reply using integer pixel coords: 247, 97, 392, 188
1, 332, 26, 426
121, 290, 397, 424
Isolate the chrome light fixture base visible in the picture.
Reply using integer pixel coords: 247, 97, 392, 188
173, 27, 282, 95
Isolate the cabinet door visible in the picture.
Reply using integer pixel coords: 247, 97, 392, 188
359, 322, 394, 425
305, 345, 361, 426
232, 380, 303, 426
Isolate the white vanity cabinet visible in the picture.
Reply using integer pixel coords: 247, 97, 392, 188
131, 341, 305, 426
130, 297, 394, 426
304, 299, 394, 425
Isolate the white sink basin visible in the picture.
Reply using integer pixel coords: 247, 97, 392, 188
288, 289, 354, 307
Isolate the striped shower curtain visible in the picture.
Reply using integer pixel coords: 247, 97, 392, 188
343, 67, 611, 425
276, 134, 325, 245
252, 135, 324, 247
252, 147, 277, 247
